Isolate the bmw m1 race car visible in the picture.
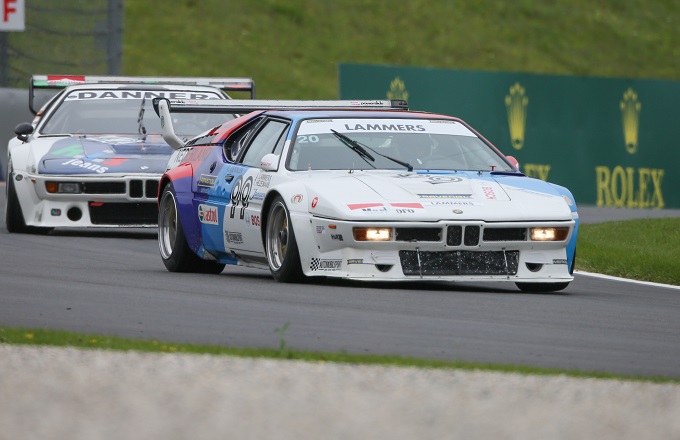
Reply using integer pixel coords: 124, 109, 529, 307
154, 98, 578, 292
5, 74, 255, 233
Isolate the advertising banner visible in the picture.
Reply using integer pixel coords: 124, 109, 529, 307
339, 64, 677, 209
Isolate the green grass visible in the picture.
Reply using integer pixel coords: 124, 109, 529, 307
576, 218, 680, 285
124, 0, 680, 99
1, 327, 677, 383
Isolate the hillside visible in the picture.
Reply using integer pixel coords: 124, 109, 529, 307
124, 0, 680, 99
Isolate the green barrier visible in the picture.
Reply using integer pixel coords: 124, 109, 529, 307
339, 64, 677, 209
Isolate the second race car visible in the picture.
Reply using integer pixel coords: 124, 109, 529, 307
5, 74, 255, 233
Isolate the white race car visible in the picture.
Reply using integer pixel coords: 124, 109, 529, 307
5, 74, 255, 233
154, 98, 578, 292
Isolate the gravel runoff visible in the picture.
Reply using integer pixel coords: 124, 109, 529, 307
1, 345, 679, 440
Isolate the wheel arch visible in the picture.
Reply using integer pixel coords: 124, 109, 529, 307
160, 164, 203, 253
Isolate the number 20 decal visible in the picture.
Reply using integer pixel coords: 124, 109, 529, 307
230, 175, 253, 219
297, 135, 319, 143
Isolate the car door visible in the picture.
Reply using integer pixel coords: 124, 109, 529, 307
208, 117, 289, 261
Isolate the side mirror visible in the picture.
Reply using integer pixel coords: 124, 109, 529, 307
260, 153, 279, 171
506, 155, 520, 171
15, 122, 34, 142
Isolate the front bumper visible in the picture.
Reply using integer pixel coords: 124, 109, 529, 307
293, 214, 576, 283
12, 172, 161, 228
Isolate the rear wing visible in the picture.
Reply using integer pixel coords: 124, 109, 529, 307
28, 74, 256, 114
152, 98, 410, 149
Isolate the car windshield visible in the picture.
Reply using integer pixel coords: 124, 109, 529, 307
39, 90, 235, 136
287, 118, 515, 172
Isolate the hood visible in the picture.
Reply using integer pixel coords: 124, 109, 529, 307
37, 135, 172, 175
303, 170, 572, 221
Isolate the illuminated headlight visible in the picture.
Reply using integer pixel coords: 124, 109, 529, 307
46, 181, 82, 194
353, 227, 393, 241
530, 227, 569, 241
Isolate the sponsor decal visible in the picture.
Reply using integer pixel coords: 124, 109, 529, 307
67, 91, 221, 100
595, 166, 664, 209
393, 174, 463, 185
225, 231, 244, 244
15, 174, 23, 181
553, 259, 568, 265
348, 203, 383, 210
312, 197, 319, 208
255, 173, 272, 188
347, 259, 364, 265
316, 226, 325, 234
310, 258, 342, 271
343, 123, 425, 132
425, 200, 479, 206
249, 191, 265, 201
562, 195, 573, 207
198, 174, 217, 188
61, 158, 108, 174
249, 215, 260, 227
51, 209, 61, 216
482, 186, 497, 200
330, 234, 343, 241
390, 202, 423, 209
102, 158, 129, 167
198, 204, 219, 225
395, 209, 415, 214
418, 194, 472, 199
47, 75, 86, 85
291, 194, 303, 204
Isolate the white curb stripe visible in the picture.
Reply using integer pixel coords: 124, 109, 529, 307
575, 270, 680, 290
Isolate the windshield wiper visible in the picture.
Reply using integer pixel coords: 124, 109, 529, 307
330, 130, 414, 172
331, 129, 375, 162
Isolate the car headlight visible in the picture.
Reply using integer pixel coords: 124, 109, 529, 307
46, 181, 82, 194
529, 227, 569, 241
353, 227, 393, 241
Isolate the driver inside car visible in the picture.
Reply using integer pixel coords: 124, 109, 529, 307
389, 135, 434, 167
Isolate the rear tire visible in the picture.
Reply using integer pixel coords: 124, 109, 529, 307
5, 163, 52, 235
158, 183, 225, 274
515, 282, 569, 293
265, 196, 304, 283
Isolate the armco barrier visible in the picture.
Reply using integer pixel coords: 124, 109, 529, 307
339, 64, 678, 209
0, 88, 35, 181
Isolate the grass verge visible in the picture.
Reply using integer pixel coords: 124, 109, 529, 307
1, 327, 677, 384
576, 218, 680, 286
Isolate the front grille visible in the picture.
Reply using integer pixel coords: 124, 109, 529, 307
130, 180, 143, 198
146, 179, 159, 199
89, 202, 158, 225
464, 225, 480, 246
399, 250, 519, 276
446, 225, 462, 246
82, 182, 126, 194
395, 227, 441, 242
483, 227, 527, 242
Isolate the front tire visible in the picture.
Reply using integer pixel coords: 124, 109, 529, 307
265, 196, 304, 283
158, 183, 225, 274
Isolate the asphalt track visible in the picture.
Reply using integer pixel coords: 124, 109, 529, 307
1, 181, 679, 379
